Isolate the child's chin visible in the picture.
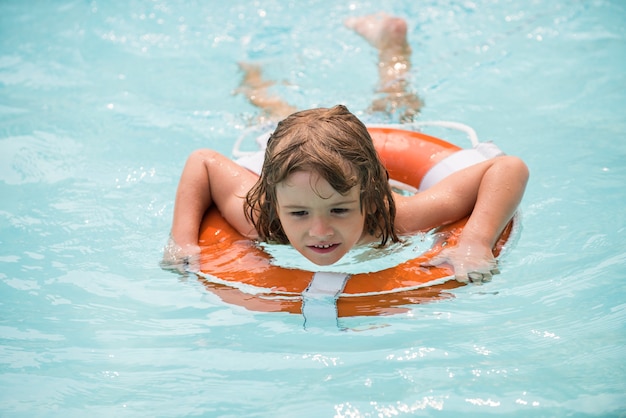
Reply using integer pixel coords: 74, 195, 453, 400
305, 252, 345, 267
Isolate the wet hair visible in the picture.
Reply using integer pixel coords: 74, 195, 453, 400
244, 104, 399, 246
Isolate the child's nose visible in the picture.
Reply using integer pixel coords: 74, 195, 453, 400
309, 216, 333, 238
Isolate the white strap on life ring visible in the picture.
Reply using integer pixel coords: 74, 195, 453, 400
232, 125, 273, 175
420, 142, 504, 190
301, 272, 350, 329
233, 150, 265, 175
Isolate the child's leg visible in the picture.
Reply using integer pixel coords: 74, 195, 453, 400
345, 12, 412, 90
345, 13, 422, 121
236, 62, 298, 122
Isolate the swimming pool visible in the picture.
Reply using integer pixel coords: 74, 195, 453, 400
1, 0, 625, 416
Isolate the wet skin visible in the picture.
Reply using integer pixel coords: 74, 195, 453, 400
275, 170, 371, 266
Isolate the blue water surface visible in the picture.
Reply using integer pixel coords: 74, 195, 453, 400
1, 0, 625, 417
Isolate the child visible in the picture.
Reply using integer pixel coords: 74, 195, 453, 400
162, 14, 529, 283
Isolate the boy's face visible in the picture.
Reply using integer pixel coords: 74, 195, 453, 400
275, 170, 367, 265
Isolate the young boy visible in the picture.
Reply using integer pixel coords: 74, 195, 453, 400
163, 14, 529, 283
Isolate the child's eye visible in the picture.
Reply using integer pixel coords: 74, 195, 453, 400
290, 211, 308, 217
331, 208, 349, 215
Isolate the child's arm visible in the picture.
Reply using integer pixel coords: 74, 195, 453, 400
162, 149, 259, 272
395, 155, 529, 282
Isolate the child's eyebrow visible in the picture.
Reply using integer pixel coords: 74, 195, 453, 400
280, 199, 359, 209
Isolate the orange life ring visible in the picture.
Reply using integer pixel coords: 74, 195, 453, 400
197, 126, 512, 317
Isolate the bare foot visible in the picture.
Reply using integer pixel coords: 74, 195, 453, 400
344, 12, 410, 53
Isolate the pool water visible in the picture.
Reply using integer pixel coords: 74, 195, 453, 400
1, 0, 625, 416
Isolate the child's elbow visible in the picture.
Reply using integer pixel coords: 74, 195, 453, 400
188, 148, 219, 162
501, 155, 530, 185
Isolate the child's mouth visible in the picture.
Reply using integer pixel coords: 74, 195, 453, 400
309, 243, 339, 253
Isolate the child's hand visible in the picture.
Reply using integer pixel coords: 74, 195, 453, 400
422, 240, 500, 284
160, 238, 201, 274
